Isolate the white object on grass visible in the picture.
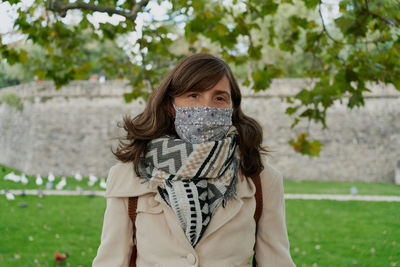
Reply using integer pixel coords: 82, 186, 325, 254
35, 174, 43, 186
6, 192, 15, 200
48, 172, 55, 182
20, 173, 29, 185
100, 178, 107, 189
56, 177, 67, 190
88, 174, 98, 187
4, 172, 20, 182
350, 186, 358, 194
46, 181, 54, 190
74, 172, 82, 181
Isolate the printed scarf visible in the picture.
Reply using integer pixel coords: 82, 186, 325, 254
137, 127, 240, 247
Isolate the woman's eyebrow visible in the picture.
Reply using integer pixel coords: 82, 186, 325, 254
214, 90, 231, 96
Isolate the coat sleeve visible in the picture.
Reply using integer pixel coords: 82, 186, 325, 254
92, 166, 134, 267
255, 162, 296, 267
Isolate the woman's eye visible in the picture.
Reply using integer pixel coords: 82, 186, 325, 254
216, 96, 226, 101
189, 93, 198, 98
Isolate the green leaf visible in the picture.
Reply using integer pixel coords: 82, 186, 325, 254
123, 88, 149, 102
286, 96, 294, 104
34, 70, 46, 80
335, 16, 353, 34
303, 0, 319, 9
294, 89, 311, 105
339, 1, 347, 13
19, 49, 28, 63
248, 45, 262, 60
391, 78, 400, 91
251, 64, 283, 92
290, 118, 300, 129
289, 132, 322, 156
260, 1, 279, 16
345, 68, 358, 82
348, 90, 364, 108
285, 106, 299, 115
289, 16, 308, 29
3, 49, 20, 65
299, 108, 314, 119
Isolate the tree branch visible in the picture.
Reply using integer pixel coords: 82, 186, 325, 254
47, 0, 150, 23
318, 0, 344, 44
363, 0, 399, 27
127, 0, 135, 10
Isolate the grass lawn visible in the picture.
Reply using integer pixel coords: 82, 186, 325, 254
283, 180, 400, 196
285, 199, 400, 266
0, 195, 105, 267
0, 195, 399, 266
1, 164, 399, 266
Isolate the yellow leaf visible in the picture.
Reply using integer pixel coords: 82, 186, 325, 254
132, 66, 140, 75
293, 143, 301, 152
47, 46, 54, 54
216, 24, 227, 35
200, 47, 210, 53
19, 49, 28, 63
252, 71, 261, 80
204, 11, 213, 19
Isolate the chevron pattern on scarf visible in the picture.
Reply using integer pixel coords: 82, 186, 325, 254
137, 128, 240, 247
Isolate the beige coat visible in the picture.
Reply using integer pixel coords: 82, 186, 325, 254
92, 157, 296, 267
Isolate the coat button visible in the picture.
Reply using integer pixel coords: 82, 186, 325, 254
186, 253, 196, 264
147, 197, 157, 207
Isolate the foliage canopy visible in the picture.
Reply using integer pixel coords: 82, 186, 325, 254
1, 0, 399, 155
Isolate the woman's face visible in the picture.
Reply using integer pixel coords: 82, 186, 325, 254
173, 75, 232, 108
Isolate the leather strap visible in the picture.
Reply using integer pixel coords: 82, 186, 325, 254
128, 174, 262, 267
252, 174, 262, 267
128, 196, 138, 267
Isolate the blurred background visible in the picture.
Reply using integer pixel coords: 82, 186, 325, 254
0, 0, 399, 266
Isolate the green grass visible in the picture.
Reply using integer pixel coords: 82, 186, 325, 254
0, 195, 105, 267
286, 199, 400, 266
1, 164, 400, 266
283, 180, 400, 196
1, 195, 399, 266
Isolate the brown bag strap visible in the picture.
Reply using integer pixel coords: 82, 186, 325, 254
128, 197, 138, 267
252, 174, 262, 267
127, 175, 263, 267
253, 174, 263, 223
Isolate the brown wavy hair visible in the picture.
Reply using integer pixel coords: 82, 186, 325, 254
111, 53, 270, 178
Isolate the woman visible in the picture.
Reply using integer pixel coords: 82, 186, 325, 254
92, 53, 295, 267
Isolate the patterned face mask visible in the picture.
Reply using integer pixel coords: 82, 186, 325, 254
174, 106, 233, 144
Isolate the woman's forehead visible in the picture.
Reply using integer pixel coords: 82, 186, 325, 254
175, 75, 231, 95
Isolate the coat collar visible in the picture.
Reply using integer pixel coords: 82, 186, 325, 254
105, 161, 256, 250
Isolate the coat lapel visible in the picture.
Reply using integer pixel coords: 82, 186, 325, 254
154, 192, 197, 250
198, 175, 256, 243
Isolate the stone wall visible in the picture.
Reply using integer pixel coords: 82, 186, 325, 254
0, 79, 399, 183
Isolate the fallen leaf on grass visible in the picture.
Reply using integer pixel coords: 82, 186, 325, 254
54, 250, 68, 266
